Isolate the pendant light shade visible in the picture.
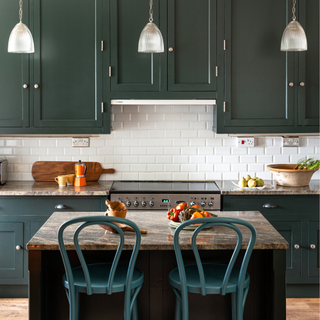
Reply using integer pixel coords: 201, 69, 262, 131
280, 0, 307, 51
138, 0, 164, 53
8, 0, 35, 53
138, 22, 164, 53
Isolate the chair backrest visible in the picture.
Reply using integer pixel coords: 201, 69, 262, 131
58, 216, 141, 296
173, 217, 256, 296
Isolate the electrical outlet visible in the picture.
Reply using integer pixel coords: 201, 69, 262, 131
282, 137, 299, 147
237, 137, 256, 147
72, 138, 90, 147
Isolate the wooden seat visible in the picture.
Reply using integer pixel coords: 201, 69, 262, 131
58, 216, 144, 320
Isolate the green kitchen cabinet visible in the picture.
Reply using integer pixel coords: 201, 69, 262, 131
222, 194, 320, 297
216, 0, 319, 134
108, 0, 219, 98
0, 0, 110, 135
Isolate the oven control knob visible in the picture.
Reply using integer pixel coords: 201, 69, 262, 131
133, 201, 139, 207
126, 201, 131, 207
141, 201, 146, 207
201, 201, 206, 207
149, 201, 154, 207
190, 201, 196, 206
208, 201, 213, 207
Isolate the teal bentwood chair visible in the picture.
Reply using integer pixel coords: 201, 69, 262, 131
58, 216, 144, 320
168, 217, 257, 320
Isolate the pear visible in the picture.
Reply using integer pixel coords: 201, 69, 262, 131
238, 177, 248, 188
245, 175, 251, 181
251, 177, 258, 180
248, 179, 257, 188
256, 178, 264, 187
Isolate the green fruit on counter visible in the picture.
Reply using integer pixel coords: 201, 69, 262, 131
248, 179, 257, 188
238, 177, 248, 187
245, 175, 251, 181
251, 177, 258, 180
256, 178, 264, 187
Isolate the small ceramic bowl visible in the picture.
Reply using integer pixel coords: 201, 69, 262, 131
105, 200, 127, 218
267, 164, 318, 187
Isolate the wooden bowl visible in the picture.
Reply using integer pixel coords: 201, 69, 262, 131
267, 164, 318, 187
105, 200, 127, 218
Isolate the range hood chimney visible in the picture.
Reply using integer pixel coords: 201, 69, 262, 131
110, 99, 216, 105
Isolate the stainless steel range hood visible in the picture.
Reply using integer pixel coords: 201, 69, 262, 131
110, 99, 216, 105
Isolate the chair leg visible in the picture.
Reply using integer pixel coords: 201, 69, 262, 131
75, 292, 80, 320
131, 289, 138, 320
174, 294, 181, 320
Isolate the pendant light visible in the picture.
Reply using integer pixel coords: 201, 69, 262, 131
8, 0, 35, 53
280, 0, 307, 51
138, 0, 164, 53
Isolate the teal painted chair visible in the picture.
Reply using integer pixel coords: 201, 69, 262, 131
168, 217, 257, 320
58, 216, 144, 320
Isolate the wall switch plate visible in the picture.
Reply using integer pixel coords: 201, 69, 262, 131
237, 137, 256, 147
72, 138, 90, 147
282, 137, 299, 147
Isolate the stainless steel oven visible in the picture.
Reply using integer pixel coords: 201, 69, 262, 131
110, 181, 221, 211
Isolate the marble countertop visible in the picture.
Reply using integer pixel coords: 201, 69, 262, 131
0, 181, 112, 196
216, 180, 320, 195
27, 210, 288, 251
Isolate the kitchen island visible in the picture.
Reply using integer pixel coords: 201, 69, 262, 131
27, 210, 288, 320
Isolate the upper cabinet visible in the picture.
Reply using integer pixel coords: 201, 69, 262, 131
0, 0, 110, 134
216, 0, 319, 134
108, 0, 219, 99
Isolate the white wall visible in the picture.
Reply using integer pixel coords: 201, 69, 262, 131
1, 104, 319, 181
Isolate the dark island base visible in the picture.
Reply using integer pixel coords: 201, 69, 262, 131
29, 249, 286, 320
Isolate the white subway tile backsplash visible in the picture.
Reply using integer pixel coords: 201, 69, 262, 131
1, 106, 318, 182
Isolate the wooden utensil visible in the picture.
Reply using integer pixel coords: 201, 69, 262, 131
100, 223, 147, 234
32, 161, 115, 182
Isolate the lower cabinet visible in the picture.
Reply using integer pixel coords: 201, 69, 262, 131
222, 194, 320, 297
0, 196, 108, 296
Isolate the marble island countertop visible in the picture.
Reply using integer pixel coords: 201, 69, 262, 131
0, 181, 112, 196
27, 210, 288, 251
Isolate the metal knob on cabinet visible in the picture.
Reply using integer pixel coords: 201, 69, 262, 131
23, 84, 28, 89
149, 201, 154, 207
294, 244, 300, 249
133, 201, 139, 207
200, 201, 206, 207
310, 244, 316, 249
55, 204, 68, 209
126, 201, 131, 207
300, 82, 305, 87
263, 203, 277, 208
288, 82, 294, 87
168, 47, 174, 52
16, 245, 22, 250
34, 84, 40, 89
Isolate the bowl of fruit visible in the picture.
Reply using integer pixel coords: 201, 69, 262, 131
233, 175, 268, 190
267, 158, 319, 187
167, 202, 218, 229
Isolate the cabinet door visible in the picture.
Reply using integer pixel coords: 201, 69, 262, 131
307, 220, 319, 278
0, 0, 29, 128
167, 0, 217, 92
0, 222, 24, 280
110, 0, 160, 92
271, 221, 302, 284
297, 0, 319, 127
32, 0, 103, 129
221, 0, 294, 131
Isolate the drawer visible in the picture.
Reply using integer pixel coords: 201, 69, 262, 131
0, 197, 102, 217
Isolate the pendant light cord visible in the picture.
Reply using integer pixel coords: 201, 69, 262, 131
19, 0, 23, 22
149, 0, 153, 22
292, 0, 296, 21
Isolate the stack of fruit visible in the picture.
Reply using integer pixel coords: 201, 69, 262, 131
167, 202, 218, 223
238, 175, 264, 188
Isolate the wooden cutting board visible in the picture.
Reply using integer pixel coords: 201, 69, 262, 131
32, 161, 115, 182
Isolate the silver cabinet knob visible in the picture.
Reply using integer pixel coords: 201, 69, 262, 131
294, 244, 300, 249
133, 201, 139, 207
310, 244, 316, 249
288, 82, 294, 87
34, 84, 40, 89
16, 245, 22, 250
168, 47, 174, 52
23, 84, 28, 89
149, 201, 154, 207
300, 82, 305, 87
126, 201, 131, 207
55, 204, 68, 209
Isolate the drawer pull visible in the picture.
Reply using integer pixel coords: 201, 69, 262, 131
294, 244, 300, 250
55, 204, 68, 210
16, 245, 22, 250
263, 203, 277, 208
310, 244, 316, 250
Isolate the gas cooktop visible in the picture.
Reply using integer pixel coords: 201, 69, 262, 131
110, 181, 221, 210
